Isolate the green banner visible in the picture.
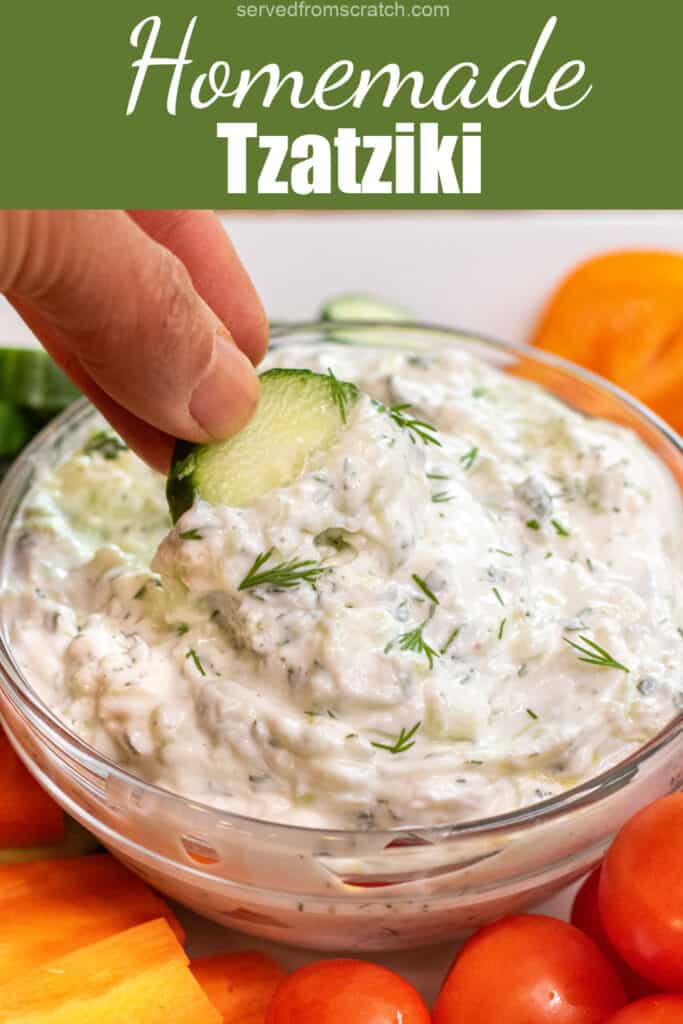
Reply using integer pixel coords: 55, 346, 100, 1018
1, 1, 680, 207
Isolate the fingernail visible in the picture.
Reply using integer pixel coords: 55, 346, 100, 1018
190, 334, 260, 439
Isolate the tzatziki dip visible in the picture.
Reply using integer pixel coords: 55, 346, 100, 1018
4, 342, 683, 830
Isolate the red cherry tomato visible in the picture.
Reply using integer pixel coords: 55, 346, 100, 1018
432, 914, 626, 1024
600, 793, 683, 991
265, 959, 430, 1024
571, 867, 654, 1000
603, 995, 683, 1023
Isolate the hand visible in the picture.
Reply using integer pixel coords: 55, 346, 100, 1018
0, 210, 267, 471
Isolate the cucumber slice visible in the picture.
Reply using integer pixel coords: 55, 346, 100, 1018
0, 402, 30, 457
321, 294, 413, 323
0, 348, 80, 412
167, 368, 359, 521
0, 817, 100, 865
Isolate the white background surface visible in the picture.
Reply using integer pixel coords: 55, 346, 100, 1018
1, 211, 681, 1005
224, 211, 683, 337
2, 211, 683, 343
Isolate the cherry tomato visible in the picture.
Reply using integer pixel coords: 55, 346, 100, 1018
571, 867, 654, 999
432, 914, 626, 1024
265, 958, 430, 1024
600, 793, 683, 991
603, 995, 683, 1023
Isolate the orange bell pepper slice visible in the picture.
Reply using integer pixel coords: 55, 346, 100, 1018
191, 951, 285, 1024
0, 918, 220, 1024
0, 727, 64, 848
530, 249, 683, 435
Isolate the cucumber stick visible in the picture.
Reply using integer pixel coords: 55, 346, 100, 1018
0, 348, 80, 469
0, 348, 80, 412
0, 402, 30, 457
319, 293, 416, 348
321, 294, 413, 323
167, 368, 359, 521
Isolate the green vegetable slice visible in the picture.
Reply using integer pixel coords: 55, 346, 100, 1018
167, 368, 359, 521
321, 294, 413, 323
0, 402, 30, 457
0, 348, 80, 412
319, 293, 417, 348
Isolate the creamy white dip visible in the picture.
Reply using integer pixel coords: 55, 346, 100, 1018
5, 343, 683, 830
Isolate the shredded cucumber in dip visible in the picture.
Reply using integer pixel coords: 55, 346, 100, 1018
4, 343, 683, 830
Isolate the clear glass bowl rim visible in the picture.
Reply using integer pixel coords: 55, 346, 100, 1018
0, 317, 682, 846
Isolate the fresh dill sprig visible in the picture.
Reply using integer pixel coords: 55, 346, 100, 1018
460, 446, 479, 471
186, 648, 206, 676
412, 573, 439, 604
397, 621, 439, 669
176, 623, 189, 636
498, 617, 507, 639
551, 519, 570, 537
492, 586, 505, 606
526, 707, 539, 720
440, 626, 460, 655
327, 368, 356, 424
432, 490, 454, 503
495, 549, 513, 557
178, 528, 202, 541
379, 402, 441, 447
371, 721, 421, 754
238, 548, 329, 592
564, 635, 630, 673
526, 519, 541, 531
426, 472, 449, 480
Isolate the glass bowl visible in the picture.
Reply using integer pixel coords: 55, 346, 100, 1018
0, 321, 682, 953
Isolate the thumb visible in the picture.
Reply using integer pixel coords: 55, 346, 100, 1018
0, 210, 260, 448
